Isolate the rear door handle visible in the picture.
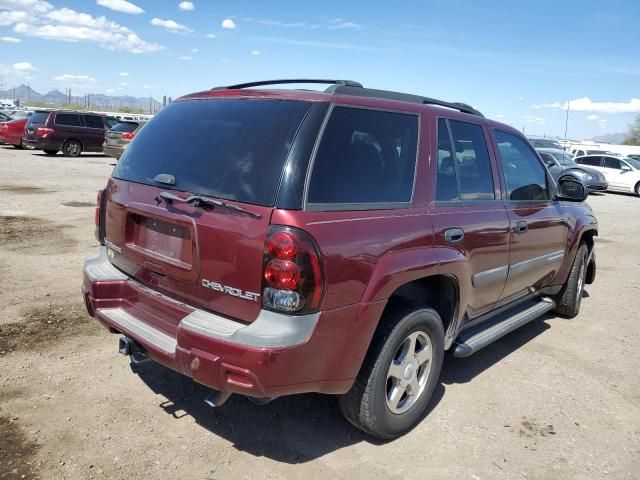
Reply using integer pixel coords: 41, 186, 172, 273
444, 228, 464, 243
514, 221, 528, 234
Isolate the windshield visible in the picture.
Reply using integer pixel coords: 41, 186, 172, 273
113, 99, 312, 206
626, 158, 640, 170
550, 151, 575, 166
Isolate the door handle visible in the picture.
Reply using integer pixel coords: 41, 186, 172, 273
444, 228, 464, 243
514, 221, 528, 234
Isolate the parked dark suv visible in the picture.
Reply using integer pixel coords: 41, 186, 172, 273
82, 79, 598, 439
22, 110, 117, 157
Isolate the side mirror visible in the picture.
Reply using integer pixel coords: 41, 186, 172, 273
556, 178, 588, 202
621, 165, 632, 172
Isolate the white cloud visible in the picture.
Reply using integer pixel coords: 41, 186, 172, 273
119, 71, 128, 77
517, 96, 524, 101
328, 21, 360, 30
250, 50, 261, 56
142, 84, 152, 89
1, 36, 21, 42
3, 4, 162, 53
206, 33, 216, 38
178, 1, 194, 11
586, 114, 598, 121
494, 114, 505, 119
179, 55, 192, 61
105, 87, 116, 93
523, 115, 545, 126
532, 97, 640, 114
96, 0, 143, 15
0, 10, 28, 25
245, 18, 306, 28
191, 48, 198, 53
150, 17, 192, 33
14, 61, 35, 71
597, 119, 608, 128
53, 73, 95, 81
221, 18, 236, 29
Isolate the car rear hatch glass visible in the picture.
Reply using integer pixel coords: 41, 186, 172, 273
25, 111, 49, 138
105, 98, 312, 324
105, 121, 138, 146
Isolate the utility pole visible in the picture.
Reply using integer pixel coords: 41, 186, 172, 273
563, 100, 570, 143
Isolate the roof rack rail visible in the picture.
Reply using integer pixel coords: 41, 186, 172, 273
212, 79, 363, 90
325, 85, 484, 117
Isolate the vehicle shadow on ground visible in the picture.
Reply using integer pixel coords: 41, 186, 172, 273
133, 358, 445, 462
30, 153, 106, 158
132, 308, 565, 462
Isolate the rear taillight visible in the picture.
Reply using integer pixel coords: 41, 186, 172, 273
121, 132, 135, 140
95, 189, 106, 244
36, 127, 54, 136
262, 226, 324, 314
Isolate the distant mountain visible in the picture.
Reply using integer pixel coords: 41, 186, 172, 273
0, 84, 161, 112
590, 132, 628, 144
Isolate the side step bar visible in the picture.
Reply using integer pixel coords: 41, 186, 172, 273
452, 297, 555, 357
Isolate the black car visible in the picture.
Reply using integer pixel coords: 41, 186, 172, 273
537, 148, 608, 191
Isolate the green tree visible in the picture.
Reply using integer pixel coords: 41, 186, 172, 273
625, 114, 640, 146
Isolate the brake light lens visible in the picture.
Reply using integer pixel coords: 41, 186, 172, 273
121, 132, 135, 140
95, 189, 105, 243
36, 127, 54, 136
262, 226, 324, 314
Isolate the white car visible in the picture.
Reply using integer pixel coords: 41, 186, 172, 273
575, 154, 640, 196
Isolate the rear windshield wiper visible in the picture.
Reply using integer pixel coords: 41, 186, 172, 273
156, 191, 261, 219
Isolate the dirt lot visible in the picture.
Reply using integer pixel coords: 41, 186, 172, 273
0, 144, 639, 480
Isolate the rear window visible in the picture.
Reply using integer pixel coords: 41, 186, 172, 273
110, 122, 139, 132
113, 99, 311, 206
27, 112, 49, 126
307, 106, 418, 207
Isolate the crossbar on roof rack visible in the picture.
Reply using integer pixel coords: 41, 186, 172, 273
211, 79, 363, 90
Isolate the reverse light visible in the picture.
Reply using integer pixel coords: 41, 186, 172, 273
262, 226, 324, 314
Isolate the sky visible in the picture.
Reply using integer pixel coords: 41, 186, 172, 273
1, 0, 639, 139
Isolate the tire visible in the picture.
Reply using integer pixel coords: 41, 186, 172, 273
553, 243, 588, 318
13, 143, 23, 149
62, 140, 82, 158
43, 149, 58, 156
338, 305, 444, 439
635, 182, 640, 197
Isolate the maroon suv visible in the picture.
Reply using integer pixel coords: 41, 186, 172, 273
22, 110, 117, 157
82, 79, 598, 439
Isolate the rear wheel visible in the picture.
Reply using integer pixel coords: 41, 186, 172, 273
635, 182, 640, 197
43, 149, 58, 156
62, 140, 82, 158
338, 305, 444, 439
13, 143, 23, 149
553, 243, 588, 318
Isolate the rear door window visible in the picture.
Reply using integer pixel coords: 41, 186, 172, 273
113, 99, 311, 206
495, 129, 551, 201
83, 115, 105, 129
577, 156, 602, 167
55, 113, 83, 127
307, 106, 418, 207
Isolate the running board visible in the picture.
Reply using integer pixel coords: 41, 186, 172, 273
452, 297, 555, 357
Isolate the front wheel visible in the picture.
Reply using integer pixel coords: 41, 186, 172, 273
338, 305, 444, 439
62, 140, 82, 158
635, 182, 640, 197
553, 243, 588, 318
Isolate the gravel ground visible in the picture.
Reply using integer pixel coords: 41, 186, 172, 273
0, 145, 639, 480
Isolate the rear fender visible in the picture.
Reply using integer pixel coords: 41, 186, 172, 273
553, 215, 597, 285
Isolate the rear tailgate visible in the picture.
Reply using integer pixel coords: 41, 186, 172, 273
105, 179, 272, 323
102, 97, 313, 325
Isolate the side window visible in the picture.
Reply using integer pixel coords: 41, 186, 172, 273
307, 107, 418, 206
603, 157, 622, 169
55, 113, 82, 127
495, 129, 550, 201
435, 118, 494, 201
577, 155, 601, 167
540, 153, 556, 166
84, 115, 105, 129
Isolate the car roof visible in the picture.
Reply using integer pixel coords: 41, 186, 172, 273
177, 81, 522, 137
536, 148, 568, 154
